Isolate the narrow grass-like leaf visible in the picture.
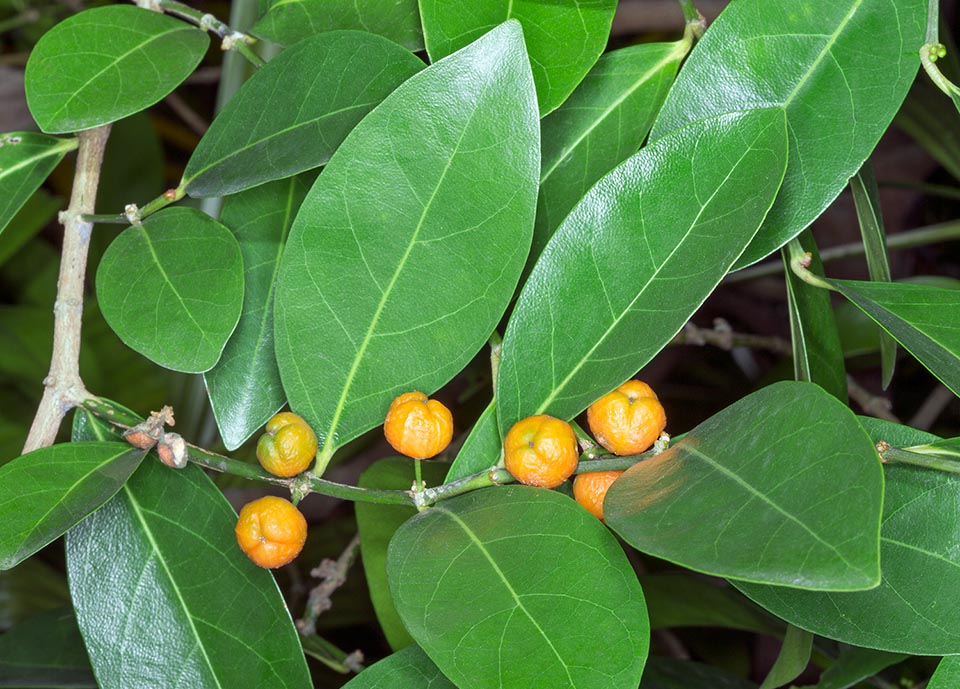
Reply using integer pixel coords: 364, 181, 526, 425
805, 647, 907, 689
355, 457, 449, 651
759, 625, 812, 689
0, 607, 96, 688
388, 486, 649, 689
205, 175, 313, 450
651, 0, 926, 268
183, 32, 423, 197
445, 400, 500, 481
25, 6, 208, 133
96, 207, 244, 374
737, 418, 960, 654
0, 442, 144, 570
850, 163, 896, 387
341, 645, 454, 688
253, 0, 423, 51
419, 0, 616, 116
605, 381, 883, 591
497, 108, 787, 432
533, 40, 685, 263
275, 22, 539, 465
930, 657, 960, 689
784, 230, 847, 401
827, 279, 960, 397
0, 133, 74, 236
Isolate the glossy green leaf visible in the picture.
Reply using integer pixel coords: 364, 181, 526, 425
67, 414, 312, 689
253, 0, 423, 51
651, 0, 926, 268
802, 647, 906, 689
387, 485, 649, 689
737, 418, 960, 654
605, 381, 883, 591
183, 32, 424, 197
445, 400, 500, 481
497, 108, 788, 432
275, 22, 539, 463
759, 625, 812, 689
784, 230, 847, 402
96, 206, 244, 374
0, 607, 96, 688
341, 645, 454, 688
640, 658, 756, 689
850, 163, 896, 387
533, 40, 685, 262
355, 457, 449, 651
930, 657, 960, 689
25, 6, 208, 133
827, 279, 960, 397
0, 441, 144, 570
204, 175, 312, 450
419, 0, 616, 116
0, 132, 73, 236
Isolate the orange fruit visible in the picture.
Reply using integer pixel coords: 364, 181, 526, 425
256, 411, 318, 477
384, 392, 453, 459
587, 380, 666, 456
573, 471, 624, 520
503, 415, 578, 489
235, 496, 307, 569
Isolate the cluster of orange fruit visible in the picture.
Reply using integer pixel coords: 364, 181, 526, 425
234, 380, 666, 568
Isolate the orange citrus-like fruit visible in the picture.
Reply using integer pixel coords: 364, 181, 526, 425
384, 392, 453, 459
256, 411, 318, 477
235, 496, 307, 569
573, 471, 624, 520
587, 380, 666, 456
503, 415, 578, 489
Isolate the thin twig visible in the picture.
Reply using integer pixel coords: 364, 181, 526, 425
23, 126, 111, 453
847, 375, 900, 423
163, 92, 208, 135
297, 534, 362, 636
908, 384, 955, 430
672, 319, 793, 356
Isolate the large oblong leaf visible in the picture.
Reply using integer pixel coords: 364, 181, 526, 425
96, 207, 244, 374
650, 0, 926, 268
736, 418, 960, 654
253, 0, 423, 51
931, 657, 960, 689
0, 132, 74, 236
67, 413, 312, 689
0, 442, 144, 570
204, 175, 313, 450
605, 381, 883, 591
182, 32, 424, 197
25, 6, 208, 133
275, 22, 539, 462
387, 485, 649, 689
533, 40, 685, 263
497, 108, 788, 433
341, 645, 454, 689
419, 0, 616, 116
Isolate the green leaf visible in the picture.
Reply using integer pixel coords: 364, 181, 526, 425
204, 175, 312, 450
66, 461, 312, 689
445, 400, 500, 481
182, 32, 424, 197
605, 381, 883, 591
827, 279, 960, 397
850, 163, 896, 387
0, 441, 144, 570
0, 558, 70, 631
0, 132, 73, 236
801, 647, 906, 689
387, 485, 649, 689
759, 625, 812, 689
640, 658, 757, 689
275, 22, 540, 464
253, 0, 423, 51
736, 418, 960, 654
930, 657, 960, 689
96, 206, 244, 374
0, 607, 96, 688
25, 5, 208, 133
0, 188, 61, 267
355, 457, 449, 651
419, 0, 617, 115
533, 40, 685, 262
341, 645, 455, 688
497, 108, 788, 433
651, 0, 926, 268
784, 230, 847, 402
